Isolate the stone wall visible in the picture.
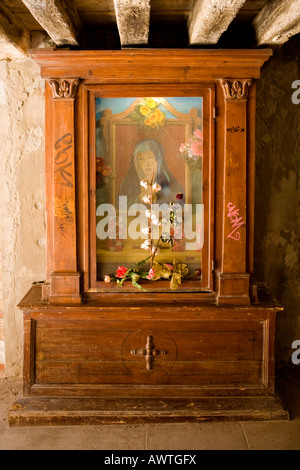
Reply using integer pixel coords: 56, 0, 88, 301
0, 58, 46, 377
255, 34, 300, 366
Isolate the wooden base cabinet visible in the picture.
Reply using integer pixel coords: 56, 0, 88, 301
9, 50, 289, 424
8, 286, 288, 426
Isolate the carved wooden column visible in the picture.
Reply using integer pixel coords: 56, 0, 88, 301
217, 79, 253, 305
47, 78, 81, 304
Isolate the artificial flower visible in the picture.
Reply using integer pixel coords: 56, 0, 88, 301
152, 182, 162, 192
131, 273, 140, 283
104, 275, 111, 283
176, 193, 184, 200
116, 266, 128, 278
142, 195, 151, 204
140, 240, 151, 250
147, 268, 156, 280
165, 264, 173, 271
140, 180, 150, 189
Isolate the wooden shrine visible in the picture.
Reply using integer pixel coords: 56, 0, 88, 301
9, 49, 289, 425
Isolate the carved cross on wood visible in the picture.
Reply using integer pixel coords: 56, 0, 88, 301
130, 335, 168, 371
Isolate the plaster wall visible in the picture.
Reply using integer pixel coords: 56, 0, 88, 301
0, 58, 46, 377
0, 40, 299, 377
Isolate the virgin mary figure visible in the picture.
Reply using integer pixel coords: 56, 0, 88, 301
119, 139, 184, 206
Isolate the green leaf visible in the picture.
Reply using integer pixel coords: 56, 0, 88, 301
131, 278, 147, 292
129, 109, 142, 122
134, 255, 152, 268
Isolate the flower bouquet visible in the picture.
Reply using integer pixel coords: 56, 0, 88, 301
179, 128, 203, 171
129, 98, 166, 131
96, 156, 114, 187
104, 171, 200, 291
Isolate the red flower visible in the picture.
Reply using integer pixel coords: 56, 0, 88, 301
116, 266, 128, 278
176, 193, 184, 200
147, 268, 155, 280
96, 156, 112, 176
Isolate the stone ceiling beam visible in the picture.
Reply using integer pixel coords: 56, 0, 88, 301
21, 0, 82, 47
188, 0, 248, 45
0, 2, 30, 58
253, 0, 300, 46
113, 0, 151, 46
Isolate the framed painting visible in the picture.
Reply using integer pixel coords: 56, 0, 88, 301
88, 85, 215, 292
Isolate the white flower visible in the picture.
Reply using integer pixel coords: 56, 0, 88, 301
143, 195, 151, 204
145, 209, 152, 218
152, 183, 161, 192
141, 240, 151, 251
141, 227, 150, 235
140, 180, 149, 190
151, 215, 161, 226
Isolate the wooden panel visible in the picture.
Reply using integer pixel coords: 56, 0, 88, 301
34, 318, 264, 387
29, 50, 273, 82
35, 360, 262, 385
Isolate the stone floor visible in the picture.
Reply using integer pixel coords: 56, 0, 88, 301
0, 368, 300, 450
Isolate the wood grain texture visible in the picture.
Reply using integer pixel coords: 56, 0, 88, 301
9, 396, 289, 426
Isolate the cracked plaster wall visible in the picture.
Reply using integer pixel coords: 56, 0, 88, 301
0, 58, 46, 377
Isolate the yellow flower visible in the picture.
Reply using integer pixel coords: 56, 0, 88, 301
144, 108, 166, 128
140, 105, 151, 116
145, 98, 157, 109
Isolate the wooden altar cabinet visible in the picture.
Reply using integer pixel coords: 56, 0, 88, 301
9, 49, 289, 425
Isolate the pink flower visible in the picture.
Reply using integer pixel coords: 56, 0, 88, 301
193, 128, 203, 139
165, 264, 173, 271
116, 266, 128, 278
179, 143, 186, 153
191, 139, 203, 157
147, 268, 155, 280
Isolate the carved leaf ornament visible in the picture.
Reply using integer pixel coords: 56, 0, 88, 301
49, 79, 80, 99
221, 79, 253, 101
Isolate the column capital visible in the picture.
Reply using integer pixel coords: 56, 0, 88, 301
49, 78, 80, 100
220, 79, 253, 102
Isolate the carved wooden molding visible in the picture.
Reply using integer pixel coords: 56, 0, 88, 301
49, 78, 80, 99
221, 79, 253, 101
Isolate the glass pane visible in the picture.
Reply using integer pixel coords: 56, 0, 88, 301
95, 97, 204, 289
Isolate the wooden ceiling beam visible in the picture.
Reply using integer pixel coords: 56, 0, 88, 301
21, 0, 82, 47
188, 0, 248, 45
253, 0, 300, 45
0, 2, 30, 58
113, 0, 151, 46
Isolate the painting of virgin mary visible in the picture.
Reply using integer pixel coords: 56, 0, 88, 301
119, 139, 184, 206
